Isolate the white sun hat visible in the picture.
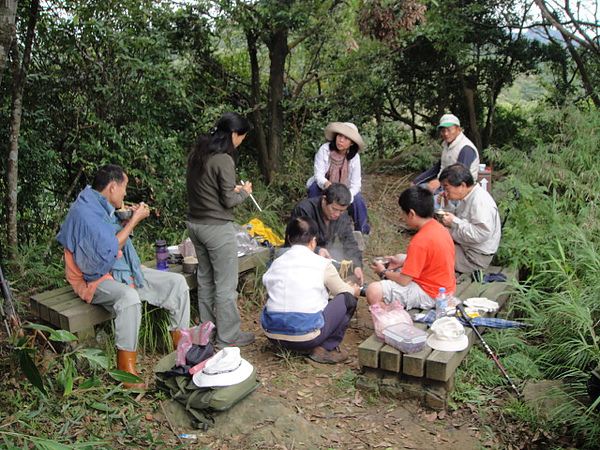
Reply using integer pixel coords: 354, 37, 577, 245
427, 317, 469, 352
325, 122, 365, 152
192, 347, 254, 388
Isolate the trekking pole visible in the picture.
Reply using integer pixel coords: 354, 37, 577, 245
457, 303, 521, 397
0, 287, 8, 337
0, 264, 21, 337
240, 180, 263, 212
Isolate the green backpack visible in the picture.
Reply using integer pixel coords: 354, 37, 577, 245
154, 351, 261, 430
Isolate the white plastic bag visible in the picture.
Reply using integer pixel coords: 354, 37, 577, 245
235, 225, 260, 257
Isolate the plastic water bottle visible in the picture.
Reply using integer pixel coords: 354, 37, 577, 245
155, 240, 168, 271
178, 434, 197, 439
435, 287, 448, 319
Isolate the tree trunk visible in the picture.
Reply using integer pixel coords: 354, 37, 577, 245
482, 80, 503, 150
246, 30, 270, 181
0, 0, 18, 86
462, 85, 482, 151
562, 34, 600, 107
7, 42, 23, 257
264, 27, 289, 183
6, 0, 39, 259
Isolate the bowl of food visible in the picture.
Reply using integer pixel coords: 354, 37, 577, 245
115, 208, 133, 220
372, 257, 391, 268
434, 209, 448, 223
182, 256, 198, 274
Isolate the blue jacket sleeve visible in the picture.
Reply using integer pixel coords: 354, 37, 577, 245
413, 161, 441, 185
457, 146, 477, 167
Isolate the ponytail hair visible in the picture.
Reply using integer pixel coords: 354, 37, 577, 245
188, 112, 251, 175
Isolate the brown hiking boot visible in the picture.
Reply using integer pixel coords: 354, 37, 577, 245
116, 350, 146, 390
309, 346, 348, 364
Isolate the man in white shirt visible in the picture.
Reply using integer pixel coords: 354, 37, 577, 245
261, 216, 360, 364
438, 163, 501, 273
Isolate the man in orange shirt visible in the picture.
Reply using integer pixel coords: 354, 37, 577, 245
57, 164, 190, 389
366, 186, 456, 310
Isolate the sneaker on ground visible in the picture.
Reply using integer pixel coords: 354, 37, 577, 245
308, 346, 348, 364
359, 283, 369, 297
397, 226, 417, 236
216, 331, 255, 349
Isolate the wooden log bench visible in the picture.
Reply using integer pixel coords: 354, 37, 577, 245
356, 265, 518, 409
29, 247, 270, 339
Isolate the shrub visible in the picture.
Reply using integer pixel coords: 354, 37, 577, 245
481, 105, 600, 448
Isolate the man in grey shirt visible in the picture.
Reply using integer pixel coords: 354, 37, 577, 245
438, 163, 501, 273
290, 183, 364, 285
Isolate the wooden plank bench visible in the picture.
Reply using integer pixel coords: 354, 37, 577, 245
29, 248, 270, 338
356, 265, 518, 409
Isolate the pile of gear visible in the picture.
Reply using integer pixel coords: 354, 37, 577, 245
154, 323, 260, 430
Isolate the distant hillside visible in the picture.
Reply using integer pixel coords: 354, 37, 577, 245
520, 26, 572, 46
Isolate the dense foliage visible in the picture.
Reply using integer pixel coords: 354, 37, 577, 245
1, 0, 573, 257
0, 0, 599, 447
457, 106, 600, 448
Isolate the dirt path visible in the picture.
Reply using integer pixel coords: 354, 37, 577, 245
153, 174, 488, 449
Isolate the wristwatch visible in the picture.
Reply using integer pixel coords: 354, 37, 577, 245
379, 269, 389, 280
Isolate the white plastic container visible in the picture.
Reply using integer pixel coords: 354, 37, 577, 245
382, 323, 428, 354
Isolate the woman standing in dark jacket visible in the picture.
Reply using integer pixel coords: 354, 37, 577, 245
186, 112, 255, 348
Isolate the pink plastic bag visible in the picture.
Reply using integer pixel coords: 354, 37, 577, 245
369, 300, 412, 339
178, 237, 197, 259
175, 321, 215, 366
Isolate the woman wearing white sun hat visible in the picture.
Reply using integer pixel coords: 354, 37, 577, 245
306, 122, 371, 234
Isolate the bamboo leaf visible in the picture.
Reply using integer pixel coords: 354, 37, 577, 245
78, 375, 102, 390
108, 369, 144, 384
18, 350, 46, 395
47, 329, 78, 342
77, 349, 109, 370
89, 401, 112, 412
22, 324, 77, 342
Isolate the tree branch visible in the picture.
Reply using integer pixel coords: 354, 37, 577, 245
287, 0, 344, 50
532, 0, 600, 57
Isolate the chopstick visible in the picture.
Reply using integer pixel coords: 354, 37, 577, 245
240, 180, 263, 212
123, 201, 155, 211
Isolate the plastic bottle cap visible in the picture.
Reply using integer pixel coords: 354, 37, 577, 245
439, 287, 446, 292
155, 240, 167, 246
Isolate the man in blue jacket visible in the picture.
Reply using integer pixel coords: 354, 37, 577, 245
57, 164, 190, 389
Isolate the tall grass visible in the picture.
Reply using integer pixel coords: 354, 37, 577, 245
484, 105, 600, 448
